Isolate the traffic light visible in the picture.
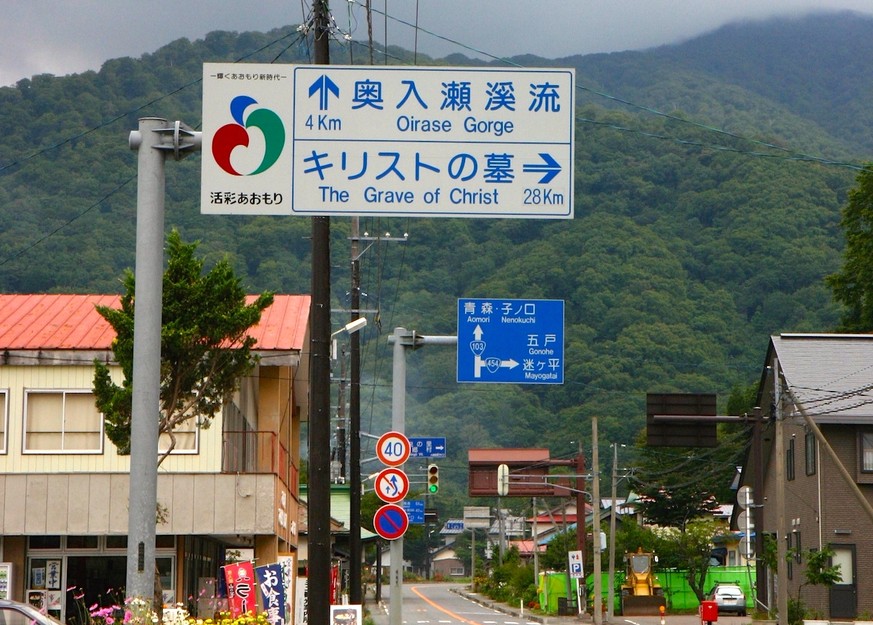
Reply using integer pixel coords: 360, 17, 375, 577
427, 464, 440, 494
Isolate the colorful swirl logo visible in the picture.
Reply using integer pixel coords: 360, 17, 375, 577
212, 95, 285, 176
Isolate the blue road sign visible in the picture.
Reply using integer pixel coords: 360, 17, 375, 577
457, 298, 564, 384
409, 436, 447, 458
402, 499, 425, 524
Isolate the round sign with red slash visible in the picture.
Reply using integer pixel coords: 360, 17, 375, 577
373, 503, 409, 540
375, 467, 410, 503
376, 430, 410, 467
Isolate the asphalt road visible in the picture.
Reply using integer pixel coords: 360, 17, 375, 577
367, 583, 754, 625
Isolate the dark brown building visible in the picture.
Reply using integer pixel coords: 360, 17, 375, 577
744, 334, 873, 619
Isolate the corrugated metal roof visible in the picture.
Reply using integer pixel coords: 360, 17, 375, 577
0, 293, 310, 351
772, 333, 873, 423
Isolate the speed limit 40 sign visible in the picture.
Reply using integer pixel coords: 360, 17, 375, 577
376, 431, 411, 467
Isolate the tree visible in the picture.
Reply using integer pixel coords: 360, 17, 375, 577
827, 165, 873, 332
792, 546, 842, 621
93, 229, 273, 460
652, 517, 724, 602
540, 528, 576, 571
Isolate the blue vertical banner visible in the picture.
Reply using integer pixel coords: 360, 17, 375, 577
256, 563, 287, 625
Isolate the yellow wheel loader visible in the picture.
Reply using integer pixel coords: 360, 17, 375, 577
620, 549, 667, 616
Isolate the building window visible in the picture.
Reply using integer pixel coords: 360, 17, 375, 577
0, 390, 7, 454
158, 418, 199, 454
805, 431, 816, 476
861, 432, 873, 473
786, 437, 795, 481
24, 391, 103, 453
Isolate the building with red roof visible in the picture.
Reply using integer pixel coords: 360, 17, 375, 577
0, 293, 310, 619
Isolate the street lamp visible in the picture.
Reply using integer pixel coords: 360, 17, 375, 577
332, 316, 368, 338
331, 317, 367, 359
329, 315, 367, 604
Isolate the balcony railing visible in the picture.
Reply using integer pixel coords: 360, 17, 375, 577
222, 430, 298, 494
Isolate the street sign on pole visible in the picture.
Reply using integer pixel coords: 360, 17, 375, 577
373, 504, 410, 540
202, 63, 575, 219
401, 500, 425, 524
375, 467, 410, 504
376, 431, 411, 467
457, 298, 564, 384
497, 464, 509, 497
201, 63, 294, 215
409, 436, 447, 458
568, 550, 584, 579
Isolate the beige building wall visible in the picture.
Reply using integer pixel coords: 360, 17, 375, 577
0, 364, 224, 474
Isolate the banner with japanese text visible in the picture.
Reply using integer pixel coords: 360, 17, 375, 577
256, 563, 286, 625
224, 561, 256, 617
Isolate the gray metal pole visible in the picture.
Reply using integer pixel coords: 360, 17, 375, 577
126, 118, 199, 604
385, 329, 457, 622
389, 327, 407, 625
126, 117, 167, 602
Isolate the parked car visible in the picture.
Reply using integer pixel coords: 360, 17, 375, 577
705, 583, 747, 616
0, 599, 65, 625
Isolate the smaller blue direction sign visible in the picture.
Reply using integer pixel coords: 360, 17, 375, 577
457, 298, 564, 384
402, 500, 425, 524
409, 437, 447, 458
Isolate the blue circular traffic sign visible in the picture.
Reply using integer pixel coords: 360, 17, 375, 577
373, 504, 409, 540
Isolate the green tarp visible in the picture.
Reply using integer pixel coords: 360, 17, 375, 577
538, 567, 755, 614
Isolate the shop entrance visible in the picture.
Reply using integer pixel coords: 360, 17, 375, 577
65, 556, 127, 625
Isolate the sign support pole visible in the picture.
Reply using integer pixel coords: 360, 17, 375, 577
126, 118, 199, 603
388, 329, 457, 625
389, 329, 407, 625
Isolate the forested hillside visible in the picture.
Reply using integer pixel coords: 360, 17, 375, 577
0, 12, 869, 497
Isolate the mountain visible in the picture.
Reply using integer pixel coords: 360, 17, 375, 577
0, 13, 870, 498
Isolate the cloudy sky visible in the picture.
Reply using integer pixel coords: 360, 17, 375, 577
3, 0, 873, 88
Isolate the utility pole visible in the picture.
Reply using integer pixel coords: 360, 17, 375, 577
126, 118, 199, 602
774, 358, 788, 625
349, 216, 363, 604
607, 443, 618, 622
591, 417, 602, 625
752, 406, 767, 610
532, 497, 539, 583
309, 1, 332, 624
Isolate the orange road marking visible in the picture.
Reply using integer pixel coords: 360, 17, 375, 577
410, 586, 491, 625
